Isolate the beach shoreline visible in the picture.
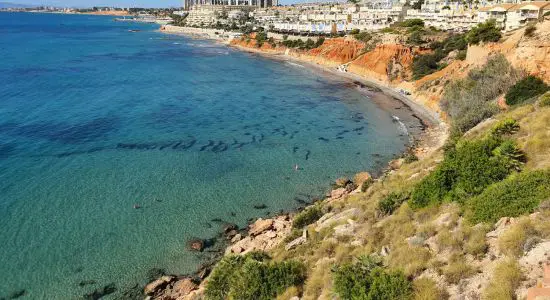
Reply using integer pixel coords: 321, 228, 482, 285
159, 26, 448, 157
146, 26, 449, 299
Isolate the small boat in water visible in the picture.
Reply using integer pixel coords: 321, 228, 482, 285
128, 29, 141, 32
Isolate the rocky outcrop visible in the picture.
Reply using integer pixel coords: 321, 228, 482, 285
226, 215, 291, 255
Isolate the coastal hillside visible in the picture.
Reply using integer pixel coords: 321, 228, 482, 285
148, 20, 550, 300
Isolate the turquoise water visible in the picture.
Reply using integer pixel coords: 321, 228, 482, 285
0, 12, 412, 299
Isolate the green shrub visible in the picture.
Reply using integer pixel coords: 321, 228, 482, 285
492, 140, 526, 171
505, 75, 549, 106
465, 20, 502, 45
205, 255, 246, 300
293, 205, 323, 229
255, 30, 268, 47
441, 54, 520, 133
524, 23, 536, 37
350, 28, 360, 35
379, 192, 409, 215
354, 31, 372, 43
466, 170, 550, 224
361, 177, 375, 192
456, 50, 467, 60
333, 256, 412, 300
404, 152, 419, 164
540, 92, 550, 107
412, 34, 467, 79
205, 253, 306, 300
368, 269, 413, 300
400, 18, 425, 28
407, 31, 425, 45
410, 137, 512, 208
490, 118, 520, 137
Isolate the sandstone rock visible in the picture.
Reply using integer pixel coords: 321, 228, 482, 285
230, 233, 242, 243
330, 188, 347, 200
249, 218, 274, 236
172, 278, 198, 297
315, 208, 361, 232
486, 217, 511, 238
144, 276, 175, 295
333, 220, 357, 237
335, 177, 351, 187
286, 229, 308, 251
389, 158, 404, 170
265, 230, 277, 238
353, 172, 372, 186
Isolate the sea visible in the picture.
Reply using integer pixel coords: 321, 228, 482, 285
0, 12, 414, 299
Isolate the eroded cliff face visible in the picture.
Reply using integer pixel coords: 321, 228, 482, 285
349, 44, 419, 84
299, 38, 364, 66
229, 21, 550, 115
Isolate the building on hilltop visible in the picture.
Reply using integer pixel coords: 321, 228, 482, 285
183, 0, 277, 10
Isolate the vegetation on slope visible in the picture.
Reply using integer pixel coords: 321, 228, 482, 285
205, 252, 306, 300
441, 54, 521, 133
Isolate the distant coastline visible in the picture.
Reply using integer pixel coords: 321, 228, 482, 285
159, 25, 447, 152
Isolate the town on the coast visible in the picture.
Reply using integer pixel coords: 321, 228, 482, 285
4, 0, 549, 34
2, 0, 550, 299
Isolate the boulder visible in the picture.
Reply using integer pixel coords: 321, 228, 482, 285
187, 239, 205, 252
330, 188, 347, 200
333, 220, 357, 237
335, 177, 351, 187
144, 276, 175, 295
486, 217, 511, 238
172, 278, 197, 297
353, 172, 372, 186
286, 229, 308, 251
315, 208, 361, 232
249, 218, 274, 236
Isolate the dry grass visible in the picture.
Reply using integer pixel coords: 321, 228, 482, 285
463, 225, 490, 258
482, 258, 523, 300
441, 254, 477, 284
301, 259, 334, 300
387, 243, 432, 277
413, 277, 449, 300
498, 217, 536, 257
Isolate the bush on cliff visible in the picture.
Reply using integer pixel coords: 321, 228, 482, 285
293, 205, 324, 229
411, 34, 467, 79
399, 18, 425, 28
205, 252, 306, 300
465, 20, 502, 45
378, 192, 409, 215
441, 54, 520, 133
466, 170, 550, 224
410, 136, 513, 208
505, 75, 549, 106
333, 256, 412, 300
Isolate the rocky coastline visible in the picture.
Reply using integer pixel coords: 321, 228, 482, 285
144, 26, 450, 300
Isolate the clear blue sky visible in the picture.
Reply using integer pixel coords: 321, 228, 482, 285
8, 0, 184, 7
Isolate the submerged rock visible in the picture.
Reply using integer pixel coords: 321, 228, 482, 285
84, 283, 116, 300
187, 239, 205, 252
7, 289, 26, 299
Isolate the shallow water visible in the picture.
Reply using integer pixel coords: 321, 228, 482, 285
0, 12, 412, 299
